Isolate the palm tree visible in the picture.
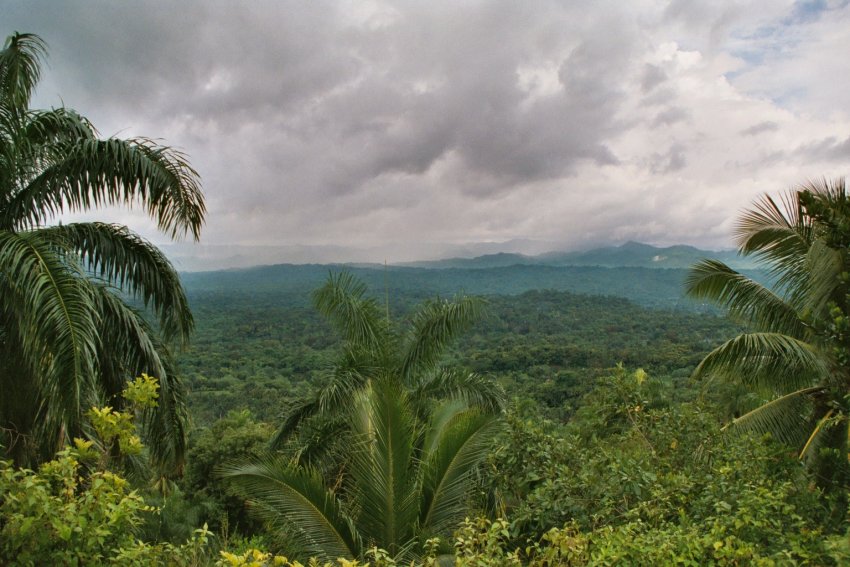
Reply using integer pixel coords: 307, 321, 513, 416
270, 271, 505, 466
222, 376, 502, 563
0, 32, 205, 475
686, 178, 850, 478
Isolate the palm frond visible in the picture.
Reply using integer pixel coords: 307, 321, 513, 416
421, 400, 467, 458
0, 110, 96, 204
8, 137, 204, 239
130, 138, 205, 240
140, 339, 188, 477
220, 457, 360, 561
312, 271, 386, 356
347, 379, 418, 555
317, 368, 372, 415
91, 285, 187, 476
419, 405, 502, 535
685, 259, 805, 336
799, 409, 836, 461
799, 178, 850, 246
270, 399, 322, 451
40, 222, 193, 343
0, 230, 98, 451
0, 33, 201, 474
400, 294, 485, 381
735, 191, 812, 289
693, 332, 827, 393
90, 284, 166, 396
0, 32, 47, 110
287, 417, 351, 472
21, 107, 96, 147
801, 239, 845, 320
269, 367, 369, 451
412, 369, 506, 416
724, 386, 824, 448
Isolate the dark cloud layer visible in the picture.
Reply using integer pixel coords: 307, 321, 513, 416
5, 1, 850, 261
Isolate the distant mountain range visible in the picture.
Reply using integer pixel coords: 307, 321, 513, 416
160, 238, 559, 271
179, 241, 762, 311
397, 241, 755, 271
166, 240, 750, 273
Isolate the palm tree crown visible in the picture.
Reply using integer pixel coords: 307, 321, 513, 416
687, 178, 850, 479
224, 371, 502, 563
223, 273, 505, 562
0, 32, 205, 475
270, 271, 505, 461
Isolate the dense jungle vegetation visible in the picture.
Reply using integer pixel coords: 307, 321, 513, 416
10, 261, 850, 564
2, 31, 850, 566
180, 279, 739, 425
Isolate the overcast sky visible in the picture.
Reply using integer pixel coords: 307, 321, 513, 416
5, 0, 850, 262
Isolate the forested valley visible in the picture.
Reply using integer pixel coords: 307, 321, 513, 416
3, 30, 850, 566
181, 267, 737, 425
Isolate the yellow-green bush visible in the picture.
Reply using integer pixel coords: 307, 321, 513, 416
0, 452, 212, 566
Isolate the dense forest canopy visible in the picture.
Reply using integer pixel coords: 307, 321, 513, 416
179, 280, 739, 424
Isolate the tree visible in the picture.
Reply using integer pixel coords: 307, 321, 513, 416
0, 32, 205, 475
270, 272, 505, 466
223, 274, 504, 561
182, 410, 275, 536
222, 376, 502, 563
686, 178, 850, 481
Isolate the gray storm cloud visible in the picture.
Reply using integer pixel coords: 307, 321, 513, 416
5, 0, 850, 262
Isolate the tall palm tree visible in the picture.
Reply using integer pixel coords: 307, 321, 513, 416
0, 32, 205, 475
222, 376, 502, 563
270, 272, 504, 462
686, 178, 850, 476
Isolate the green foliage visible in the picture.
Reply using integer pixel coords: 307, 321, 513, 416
455, 512, 837, 565
1, 452, 144, 564
0, 375, 220, 566
454, 518, 521, 566
0, 31, 204, 476
182, 410, 276, 536
485, 367, 845, 562
216, 548, 412, 566
217, 274, 504, 562
0, 452, 213, 566
0, 378, 211, 565
687, 179, 850, 485
180, 287, 736, 426
271, 272, 503, 466
222, 377, 502, 563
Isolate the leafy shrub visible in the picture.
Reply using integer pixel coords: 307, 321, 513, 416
0, 451, 212, 565
0, 375, 212, 565
486, 367, 845, 562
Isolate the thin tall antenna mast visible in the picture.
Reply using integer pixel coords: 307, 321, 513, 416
384, 259, 390, 324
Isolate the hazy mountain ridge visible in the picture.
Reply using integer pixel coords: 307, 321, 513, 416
161, 239, 557, 271
396, 241, 753, 270
178, 241, 761, 310
166, 241, 750, 272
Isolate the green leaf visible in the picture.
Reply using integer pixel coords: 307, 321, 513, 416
219, 457, 360, 561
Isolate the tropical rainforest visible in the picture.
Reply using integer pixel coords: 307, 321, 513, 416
2, 31, 850, 566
